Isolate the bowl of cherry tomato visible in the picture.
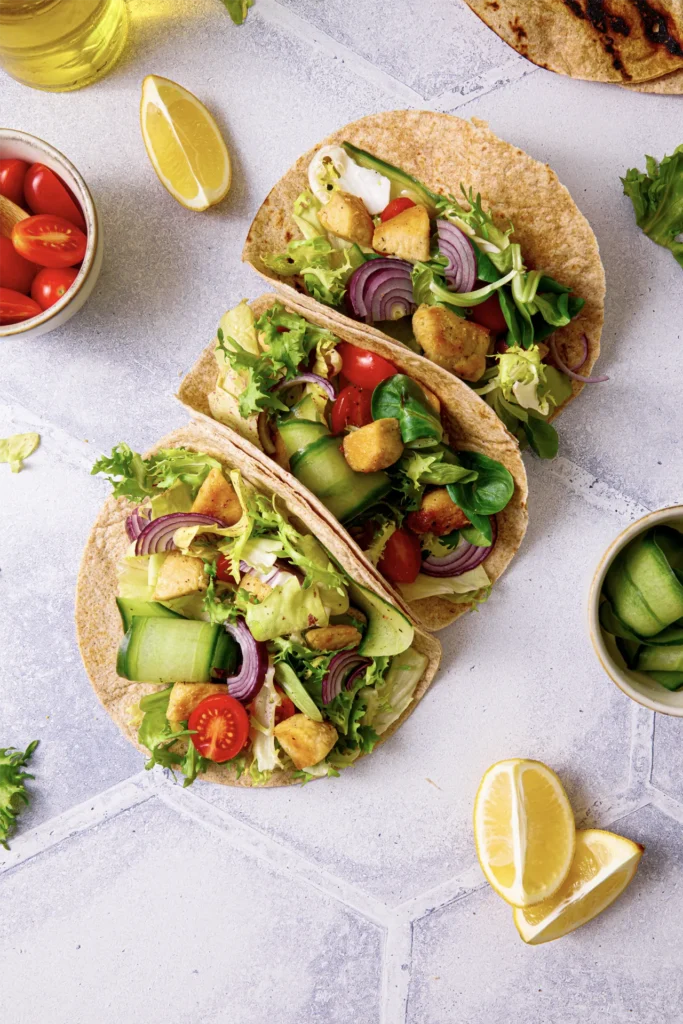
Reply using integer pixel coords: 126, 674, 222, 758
0, 128, 102, 339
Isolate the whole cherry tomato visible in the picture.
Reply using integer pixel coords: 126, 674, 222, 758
0, 159, 28, 206
378, 527, 422, 584
12, 214, 87, 268
0, 287, 42, 325
380, 197, 416, 222
0, 236, 38, 294
470, 294, 508, 334
337, 342, 397, 390
30, 266, 79, 311
188, 693, 249, 762
24, 163, 86, 230
330, 384, 373, 434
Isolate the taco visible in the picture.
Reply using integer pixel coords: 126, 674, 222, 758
75, 422, 441, 788
178, 294, 528, 631
243, 112, 606, 460
623, 67, 683, 91
462, 0, 683, 86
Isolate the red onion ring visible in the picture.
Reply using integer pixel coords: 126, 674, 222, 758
322, 650, 370, 704
271, 373, 336, 401
125, 506, 151, 542
421, 518, 497, 578
222, 617, 268, 703
550, 336, 608, 384
436, 219, 477, 292
348, 258, 415, 323
135, 512, 226, 555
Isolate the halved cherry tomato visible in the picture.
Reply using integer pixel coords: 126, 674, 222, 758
0, 236, 38, 294
0, 287, 42, 325
378, 527, 422, 584
470, 293, 507, 334
30, 266, 79, 311
12, 214, 87, 268
331, 384, 373, 434
275, 686, 297, 724
380, 197, 416, 222
188, 693, 249, 762
0, 159, 28, 206
216, 554, 235, 582
337, 342, 397, 390
23, 164, 86, 231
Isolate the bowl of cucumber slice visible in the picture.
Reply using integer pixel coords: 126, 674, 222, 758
590, 506, 683, 716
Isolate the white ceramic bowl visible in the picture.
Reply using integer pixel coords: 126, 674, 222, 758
589, 505, 683, 716
0, 128, 102, 339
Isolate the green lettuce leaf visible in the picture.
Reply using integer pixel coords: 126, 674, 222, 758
0, 432, 40, 473
622, 146, 683, 269
0, 740, 39, 849
220, 0, 253, 25
371, 374, 443, 446
92, 445, 221, 501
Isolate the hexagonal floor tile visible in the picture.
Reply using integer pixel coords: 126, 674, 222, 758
408, 803, 683, 1024
0, 797, 382, 1024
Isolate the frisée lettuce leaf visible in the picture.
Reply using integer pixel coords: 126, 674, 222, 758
622, 146, 683, 270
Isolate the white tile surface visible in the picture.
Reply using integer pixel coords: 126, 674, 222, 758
1, 0, 682, 1020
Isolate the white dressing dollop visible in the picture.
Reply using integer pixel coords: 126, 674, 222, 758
308, 145, 391, 215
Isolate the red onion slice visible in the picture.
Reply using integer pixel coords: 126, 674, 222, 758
125, 506, 151, 542
222, 617, 268, 703
436, 219, 477, 293
135, 512, 226, 555
271, 373, 336, 401
322, 650, 370, 704
421, 518, 497, 578
550, 336, 608, 384
348, 258, 415, 323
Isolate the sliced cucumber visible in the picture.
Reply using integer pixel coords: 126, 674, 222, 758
274, 661, 323, 721
606, 532, 683, 637
290, 435, 390, 523
647, 671, 683, 691
278, 418, 329, 460
116, 598, 181, 633
117, 617, 225, 684
342, 141, 440, 214
348, 580, 414, 657
637, 644, 683, 674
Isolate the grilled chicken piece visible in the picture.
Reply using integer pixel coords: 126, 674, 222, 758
318, 190, 374, 246
342, 418, 404, 473
372, 205, 430, 262
153, 552, 207, 601
405, 488, 470, 536
274, 714, 338, 769
191, 467, 242, 525
413, 304, 490, 382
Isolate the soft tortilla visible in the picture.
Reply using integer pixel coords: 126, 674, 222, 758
75, 421, 441, 788
463, 0, 683, 84
178, 293, 529, 632
622, 66, 683, 89
242, 111, 605, 419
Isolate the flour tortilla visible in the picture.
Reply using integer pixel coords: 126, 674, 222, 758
75, 421, 441, 788
622, 66, 683, 90
178, 293, 528, 632
464, 0, 683, 84
242, 111, 605, 419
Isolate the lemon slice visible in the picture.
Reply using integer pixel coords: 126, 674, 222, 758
513, 829, 643, 944
474, 758, 575, 907
140, 75, 231, 211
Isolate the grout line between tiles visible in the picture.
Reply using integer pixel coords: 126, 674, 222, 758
155, 777, 391, 926
0, 771, 155, 876
381, 917, 413, 1024
430, 60, 539, 111
646, 785, 683, 825
256, 0, 425, 105
628, 704, 655, 789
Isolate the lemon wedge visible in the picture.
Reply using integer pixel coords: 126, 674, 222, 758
140, 75, 231, 211
513, 828, 643, 944
474, 758, 575, 908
